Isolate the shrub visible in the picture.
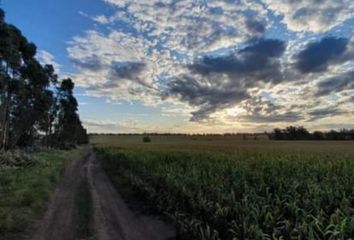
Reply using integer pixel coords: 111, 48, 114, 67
0, 151, 38, 168
142, 136, 151, 143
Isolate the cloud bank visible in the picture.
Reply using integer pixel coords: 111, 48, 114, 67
68, 0, 354, 131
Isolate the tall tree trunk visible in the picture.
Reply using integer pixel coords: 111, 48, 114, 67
1, 84, 10, 150
0, 65, 11, 150
46, 114, 53, 148
0, 89, 4, 150
0, 75, 8, 150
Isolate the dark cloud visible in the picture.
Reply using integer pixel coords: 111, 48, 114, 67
167, 36, 352, 123
189, 38, 286, 76
316, 70, 354, 96
209, 7, 224, 15
86, 80, 116, 91
168, 39, 287, 121
109, 60, 146, 79
308, 108, 345, 121
314, 123, 354, 130
153, 2, 166, 8
237, 97, 303, 123
242, 96, 279, 115
72, 55, 103, 71
168, 76, 249, 121
245, 19, 266, 34
240, 112, 303, 123
295, 37, 349, 73
85, 60, 149, 94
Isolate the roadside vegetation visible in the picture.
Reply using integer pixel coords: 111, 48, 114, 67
0, 148, 84, 237
94, 136, 354, 240
0, 8, 89, 238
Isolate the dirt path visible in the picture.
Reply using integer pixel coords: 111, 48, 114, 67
31, 147, 176, 240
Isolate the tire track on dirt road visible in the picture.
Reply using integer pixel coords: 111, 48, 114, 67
31, 148, 91, 240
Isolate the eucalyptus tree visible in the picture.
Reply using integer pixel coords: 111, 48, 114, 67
0, 12, 24, 149
37, 64, 59, 148
0, 8, 88, 150
54, 78, 88, 147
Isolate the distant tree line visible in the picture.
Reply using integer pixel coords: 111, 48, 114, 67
270, 126, 354, 140
0, 9, 88, 150
90, 128, 354, 141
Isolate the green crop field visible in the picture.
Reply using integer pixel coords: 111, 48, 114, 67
93, 135, 354, 239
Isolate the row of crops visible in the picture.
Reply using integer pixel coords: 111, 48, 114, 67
96, 147, 354, 239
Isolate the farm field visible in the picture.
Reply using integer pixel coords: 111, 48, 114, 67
92, 135, 354, 239
3, 0, 354, 239
91, 134, 354, 154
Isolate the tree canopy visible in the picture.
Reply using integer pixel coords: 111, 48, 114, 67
270, 126, 354, 141
0, 9, 87, 150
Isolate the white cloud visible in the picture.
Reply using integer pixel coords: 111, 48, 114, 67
99, 0, 268, 53
68, 31, 173, 106
263, 0, 354, 32
83, 119, 139, 133
36, 50, 61, 73
68, 1, 353, 131
68, 1, 269, 106
92, 15, 110, 24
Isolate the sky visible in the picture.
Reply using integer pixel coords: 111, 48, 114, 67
3, 0, 354, 133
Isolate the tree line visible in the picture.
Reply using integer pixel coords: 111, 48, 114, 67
270, 126, 354, 140
90, 129, 354, 141
0, 9, 87, 150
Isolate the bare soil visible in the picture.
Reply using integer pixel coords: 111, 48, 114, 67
30, 147, 176, 240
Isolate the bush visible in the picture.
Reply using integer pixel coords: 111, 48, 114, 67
142, 136, 151, 143
0, 151, 38, 168
58, 143, 77, 150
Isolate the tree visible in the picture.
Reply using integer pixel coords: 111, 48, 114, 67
54, 78, 87, 148
0, 9, 88, 150
271, 126, 354, 141
37, 64, 59, 148
272, 128, 284, 140
348, 129, 354, 140
0, 16, 25, 149
11, 58, 54, 147
0, 9, 4, 23
313, 131, 324, 140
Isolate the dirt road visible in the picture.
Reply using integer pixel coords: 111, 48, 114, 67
31, 147, 176, 240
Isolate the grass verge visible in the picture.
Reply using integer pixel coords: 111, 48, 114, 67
0, 147, 84, 238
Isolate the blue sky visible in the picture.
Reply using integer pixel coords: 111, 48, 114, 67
3, 0, 354, 133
